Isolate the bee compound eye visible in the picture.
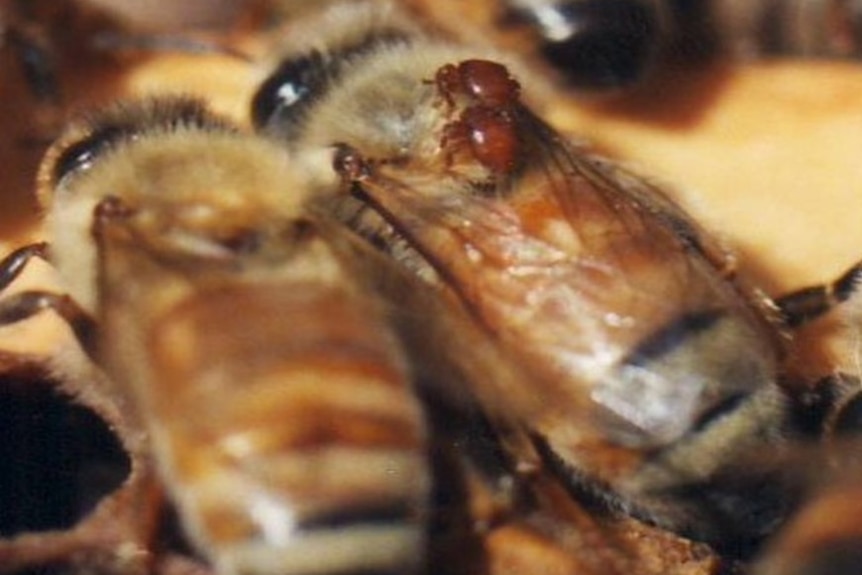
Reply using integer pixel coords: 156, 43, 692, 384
529, 0, 661, 89
50, 98, 223, 189
52, 125, 135, 186
251, 50, 330, 133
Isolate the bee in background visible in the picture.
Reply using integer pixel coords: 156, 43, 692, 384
753, 476, 862, 575
252, 0, 862, 553
705, 0, 862, 61
0, 97, 431, 575
0, 0, 138, 106
1, 0, 65, 105
751, 277, 862, 575
749, 370, 862, 575
495, 0, 671, 89
492, 0, 862, 90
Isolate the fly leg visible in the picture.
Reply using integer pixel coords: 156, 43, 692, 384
0, 242, 97, 356
774, 260, 862, 328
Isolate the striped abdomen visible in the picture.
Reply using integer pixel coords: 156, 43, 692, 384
132, 280, 429, 575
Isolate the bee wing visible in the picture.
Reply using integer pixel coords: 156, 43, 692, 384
347, 106, 782, 449
316, 213, 549, 436
316, 215, 641, 574
318, 210, 649, 575
516, 110, 749, 324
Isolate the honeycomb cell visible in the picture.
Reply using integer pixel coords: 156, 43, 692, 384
0, 368, 131, 537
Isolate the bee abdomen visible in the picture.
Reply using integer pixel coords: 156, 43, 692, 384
137, 282, 429, 574
174, 444, 427, 575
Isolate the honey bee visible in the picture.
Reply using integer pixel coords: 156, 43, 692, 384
753, 477, 862, 575
749, 371, 862, 575
750, 278, 862, 574
1, 0, 61, 104
494, 0, 671, 89
0, 97, 432, 575
705, 0, 862, 60
0, 98, 719, 575
493, 0, 862, 89
252, 0, 862, 553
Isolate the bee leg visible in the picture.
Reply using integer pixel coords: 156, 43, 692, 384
0, 242, 50, 291
0, 242, 97, 355
0, 290, 97, 354
812, 372, 862, 438
774, 260, 862, 327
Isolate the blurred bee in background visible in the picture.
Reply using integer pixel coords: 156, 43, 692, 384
493, 0, 862, 90
749, 369, 862, 575
754, 475, 862, 575
493, 0, 672, 89
0, 0, 253, 118
0, 0, 67, 105
705, 0, 862, 60
252, 0, 862, 555
758, 275, 862, 574
0, 0, 158, 109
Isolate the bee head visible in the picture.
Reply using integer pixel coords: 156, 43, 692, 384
40, 97, 236, 195
250, 1, 418, 139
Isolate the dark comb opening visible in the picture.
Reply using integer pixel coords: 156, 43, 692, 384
0, 370, 131, 536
